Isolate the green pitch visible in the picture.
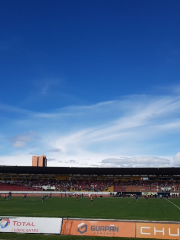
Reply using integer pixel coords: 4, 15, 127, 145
1, 196, 180, 221
1, 196, 180, 240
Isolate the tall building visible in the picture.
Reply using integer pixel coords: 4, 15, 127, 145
32, 155, 47, 167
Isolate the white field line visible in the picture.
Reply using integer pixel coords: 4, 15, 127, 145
166, 198, 180, 210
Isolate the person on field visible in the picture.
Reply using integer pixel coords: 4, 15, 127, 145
136, 194, 138, 200
90, 195, 93, 205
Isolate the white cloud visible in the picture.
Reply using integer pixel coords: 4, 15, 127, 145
173, 152, 180, 166
100, 156, 171, 168
1, 90, 180, 167
42, 94, 180, 159
0, 151, 174, 168
0, 154, 32, 166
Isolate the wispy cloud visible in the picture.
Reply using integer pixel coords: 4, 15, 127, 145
100, 156, 171, 168
8, 131, 40, 148
47, 158, 56, 162
173, 152, 180, 166
0, 103, 33, 116
48, 148, 62, 152
1, 89, 180, 167
32, 79, 62, 96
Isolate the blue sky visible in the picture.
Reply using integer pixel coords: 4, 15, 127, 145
0, 0, 180, 167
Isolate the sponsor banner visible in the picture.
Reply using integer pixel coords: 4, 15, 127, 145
62, 220, 135, 237
142, 192, 157, 196
0, 217, 62, 234
137, 223, 180, 239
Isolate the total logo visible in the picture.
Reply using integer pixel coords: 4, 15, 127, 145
77, 222, 88, 234
0, 218, 10, 229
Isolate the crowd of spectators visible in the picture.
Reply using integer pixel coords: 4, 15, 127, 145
1, 179, 180, 192
0, 179, 113, 192
114, 180, 180, 192
71, 180, 113, 191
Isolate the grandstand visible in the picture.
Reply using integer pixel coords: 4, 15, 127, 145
1, 166, 180, 195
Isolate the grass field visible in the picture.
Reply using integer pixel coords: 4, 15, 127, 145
1, 196, 180, 239
1, 196, 180, 221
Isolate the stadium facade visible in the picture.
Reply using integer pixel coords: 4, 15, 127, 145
0, 166, 180, 181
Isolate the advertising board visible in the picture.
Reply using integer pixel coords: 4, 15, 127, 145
62, 219, 135, 237
0, 217, 62, 234
137, 222, 180, 239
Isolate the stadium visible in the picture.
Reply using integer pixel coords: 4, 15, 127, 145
1, 156, 180, 240
1, 155, 180, 196
1, 0, 179, 239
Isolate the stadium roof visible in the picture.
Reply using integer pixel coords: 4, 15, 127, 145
0, 166, 180, 176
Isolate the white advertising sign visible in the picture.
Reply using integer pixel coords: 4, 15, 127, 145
0, 217, 62, 234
